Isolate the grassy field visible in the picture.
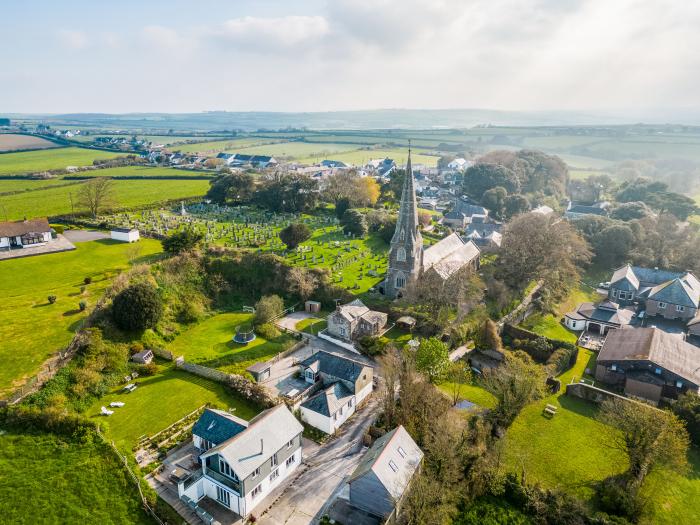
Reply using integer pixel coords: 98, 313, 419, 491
0, 178, 209, 220
87, 362, 259, 451
0, 146, 123, 176
0, 134, 59, 152
0, 238, 163, 397
168, 312, 296, 376
78, 165, 211, 178
0, 178, 81, 193
297, 148, 440, 167
438, 380, 497, 409
231, 141, 362, 160
0, 431, 152, 524
172, 137, 285, 154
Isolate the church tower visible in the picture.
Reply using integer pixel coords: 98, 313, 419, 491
384, 148, 423, 299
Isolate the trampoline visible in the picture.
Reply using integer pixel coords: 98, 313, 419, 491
233, 324, 256, 344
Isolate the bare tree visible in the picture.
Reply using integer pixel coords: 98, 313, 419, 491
446, 361, 471, 406
77, 178, 116, 218
377, 347, 401, 428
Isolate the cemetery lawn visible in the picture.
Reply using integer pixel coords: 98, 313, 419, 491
0, 146, 124, 176
0, 178, 210, 220
87, 362, 260, 451
0, 238, 163, 397
0, 431, 152, 524
168, 312, 296, 376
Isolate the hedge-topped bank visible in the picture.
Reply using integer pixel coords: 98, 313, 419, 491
502, 323, 579, 375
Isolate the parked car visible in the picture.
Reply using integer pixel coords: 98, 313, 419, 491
599, 281, 610, 289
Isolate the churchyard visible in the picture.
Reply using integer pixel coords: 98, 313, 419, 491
97, 203, 390, 294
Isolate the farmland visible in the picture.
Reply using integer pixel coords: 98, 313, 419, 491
0, 238, 163, 397
0, 133, 59, 152
0, 178, 210, 220
75, 165, 211, 178
0, 146, 123, 176
171, 137, 286, 154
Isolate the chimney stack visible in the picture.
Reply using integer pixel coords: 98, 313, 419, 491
260, 438, 264, 454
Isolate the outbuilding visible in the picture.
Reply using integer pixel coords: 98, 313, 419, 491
111, 227, 140, 243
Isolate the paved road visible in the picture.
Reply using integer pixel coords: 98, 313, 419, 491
63, 229, 109, 242
256, 395, 380, 525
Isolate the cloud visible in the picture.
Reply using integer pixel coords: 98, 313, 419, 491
141, 25, 188, 50
57, 29, 88, 50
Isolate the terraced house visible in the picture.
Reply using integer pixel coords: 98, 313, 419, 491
179, 405, 303, 518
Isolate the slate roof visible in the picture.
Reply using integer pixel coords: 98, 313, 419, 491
568, 302, 635, 326
202, 405, 302, 480
299, 351, 370, 384
465, 222, 502, 237
300, 382, 354, 417
648, 274, 700, 308
632, 266, 684, 287
192, 408, 248, 446
610, 265, 640, 289
598, 327, 700, 385
0, 217, 51, 237
422, 234, 480, 280
349, 426, 423, 503
335, 299, 371, 322
444, 199, 488, 221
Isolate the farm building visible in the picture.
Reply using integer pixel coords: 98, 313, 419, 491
110, 227, 140, 243
0, 217, 52, 250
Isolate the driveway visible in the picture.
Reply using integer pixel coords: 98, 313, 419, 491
63, 229, 110, 242
256, 395, 380, 525
276, 311, 317, 332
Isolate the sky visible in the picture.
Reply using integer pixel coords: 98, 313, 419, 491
1, 0, 699, 114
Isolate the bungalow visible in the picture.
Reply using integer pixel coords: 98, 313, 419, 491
564, 300, 636, 335
181, 405, 303, 518
348, 425, 423, 522
326, 299, 388, 342
131, 349, 153, 364
298, 351, 374, 434
595, 327, 700, 403
0, 217, 52, 250
217, 153, 278, 168
564, 201, 609, 220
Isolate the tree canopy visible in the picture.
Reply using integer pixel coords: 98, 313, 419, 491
111, 283, 163, 332
279, 223, 311, 249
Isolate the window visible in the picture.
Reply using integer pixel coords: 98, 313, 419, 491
611, 364, 617, 371
339, 406, 343, 416
286, 455, 296, 467
287, 439, 294, 449
398, 446, 406, 458
201, 438, 214, 451
617, 291, 626, 300
269, 469, 279, 482
251, 483, 263, 499
252, 467, 260, 479
396, 247, 406, 262
305, 369, 315, 382
333, 413, 337, 421
339, 327, 347, 336
219, 458, 238, 480
271, 453, 278, 468
400, 229, 405, 241
216, 486, 231, 507
347, 400, 352, 408
658, 302, 667, 309
611, 290, 618, 298
655, 368, 662, 375
395, 275, 406, 288
388, 460, 398, 472
677, 380, 684, 388
677, 305, 686, 312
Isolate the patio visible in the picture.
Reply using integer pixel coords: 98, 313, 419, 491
577, 331, 606, 351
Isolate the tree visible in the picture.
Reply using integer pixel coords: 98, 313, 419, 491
598, 398, 689, 488
672, 391, 700, 446
253, 294, 284, 325
279, 223, 311, 249
356, 177, 380, 206
341, 209, 368, 237
379, 216, 397, 243
480, 319, 503, 352
77, 177, 116, 218
162, 230, 203, 255
334, 197, 351, 219
592, 224, 635, 266
610, 201, 652, 221
464, 163, 520, 198
111, 283, 163, 331
503, 194, 530, 218
481, 353, 546, 430
254, 173, 319, 213
285, 266, 318, 301
206, 172, 255, 205
481, 186, 507, 218
377, 349, 401, 429
418, 210, 432, 228
446, 361, 471, 406
415, 337, 450, 382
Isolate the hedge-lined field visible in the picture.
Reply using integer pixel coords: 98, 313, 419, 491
0, 146, 123, 176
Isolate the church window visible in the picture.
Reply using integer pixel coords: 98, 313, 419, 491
400, 229, 405, 241
397, 247, 406, 262
396, 275, 406, 288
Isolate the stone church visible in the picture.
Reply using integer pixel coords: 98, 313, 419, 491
381, 150, 480, 299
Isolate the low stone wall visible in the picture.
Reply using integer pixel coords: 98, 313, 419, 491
318, 330, 359, 353
565, 381, 658, 410
153, 348, 174, 361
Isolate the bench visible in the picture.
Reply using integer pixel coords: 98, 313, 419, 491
543, 404, 558, 417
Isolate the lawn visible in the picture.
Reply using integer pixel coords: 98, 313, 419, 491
0, 238, 163, 397
0, 146, 123, 176
87, 362, 260, 451
0, 178, 210, 219
0, 430, 152, 524
168, 312, 296, 376
439, 380, 497, 409
296, 317, 327, 335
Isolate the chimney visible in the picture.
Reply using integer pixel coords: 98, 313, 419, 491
260, 438, 264, 454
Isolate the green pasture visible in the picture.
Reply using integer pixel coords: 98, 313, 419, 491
298, 148, 440, 167
78, 165, 209, 178
0, 431, 152, 524
173, 137, 285, 154
0, 146, 123, 176
232, 141, 367, 160
0, 178, 209, 220
0, 178, 81, 194
0, 238, 163, 397
168, 312, 296, 376
87, 362, 259, 451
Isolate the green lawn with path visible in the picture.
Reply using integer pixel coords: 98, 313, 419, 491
296, 317, 327, 335
87, 362, 259, 451
0, 146, 123, 176
0, 431, 152, 524
0, 238, 163, 397
168, 312, 296, 376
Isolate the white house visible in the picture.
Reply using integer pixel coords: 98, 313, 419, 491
0, 218, 52, 250
298, 351, 374, 434
110, 228, 140, 243
447, 158, 470, 171
180, 405, 303, 518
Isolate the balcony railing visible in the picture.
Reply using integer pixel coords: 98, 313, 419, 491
182, 468, 203, 491
205, 468, 242, 495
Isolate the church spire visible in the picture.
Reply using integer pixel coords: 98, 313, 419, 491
393, 145, 420, 244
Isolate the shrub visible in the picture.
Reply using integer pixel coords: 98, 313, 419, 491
595, 477, 644, 522
357, 335, 389, 356
47, 295, 57, 304
256, 322, 281, 340
176, 299, 204, 324
335, 197, 351, 219
83, 277, 92, 285
162, 230, 203, 255
341, 209, 368, 237
279, 223, 311, 249
111, 283, 163, 331
78, 300, 87, 311
253, 294, 284, 325
137, 362, 159, 376
672, 391, 700, 446
546, 346, 578, 375
80, 285, 86, 294
129, 343, 145, 355
51, 224, 65, 234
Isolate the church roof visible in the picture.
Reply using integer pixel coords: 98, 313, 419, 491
423, 233, 480, 280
